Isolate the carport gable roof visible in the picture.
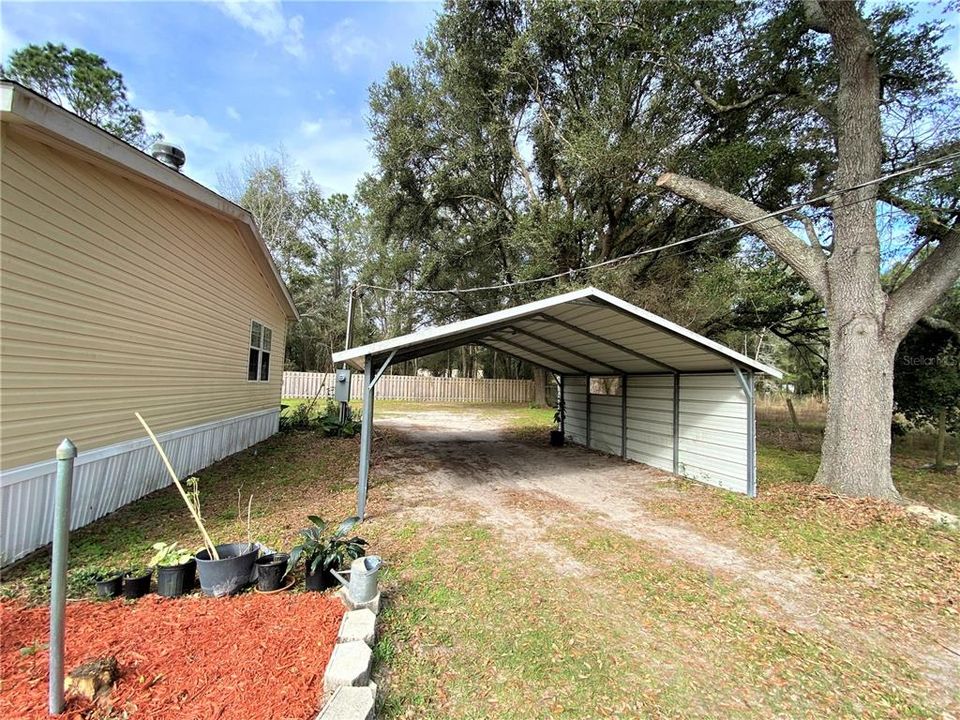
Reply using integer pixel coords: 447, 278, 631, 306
332, 287, 783, 378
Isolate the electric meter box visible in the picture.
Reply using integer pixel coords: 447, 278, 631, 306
335, 369, 352, 402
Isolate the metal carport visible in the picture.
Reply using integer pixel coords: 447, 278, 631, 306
332, 287, 782, 517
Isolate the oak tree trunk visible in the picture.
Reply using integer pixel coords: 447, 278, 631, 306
532, 367, 548, 407
814, 314, 898, 498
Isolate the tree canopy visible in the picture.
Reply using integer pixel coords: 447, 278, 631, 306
1, 42, 159, 149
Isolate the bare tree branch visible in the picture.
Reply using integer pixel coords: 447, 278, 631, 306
690, 78, 771, 114
656, 172, 830, 298
885, 226, 960, 341
786, 211, 832, 253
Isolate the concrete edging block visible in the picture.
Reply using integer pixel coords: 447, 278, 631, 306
323, 640, 372, 695
316, 685, 375, 720
338, 609, 377, 647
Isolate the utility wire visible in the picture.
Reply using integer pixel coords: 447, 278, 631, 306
357, 150, 960, 296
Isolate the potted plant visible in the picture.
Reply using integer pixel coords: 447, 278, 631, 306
255, 552, 290, 592
288, 516, 367, 592
92, 569, 124, 599
137, 414, 261, 598
550, 398, 565, 447
149, 542, 197, 598
122, 566, 153, 599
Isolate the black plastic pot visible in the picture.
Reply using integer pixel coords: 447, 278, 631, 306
195, 543, 259, 597
94, 573, 123, 599
255, 553, 289, 592
156, 559, 197, 598
550, 430, 565, 447
123, 569, 153, 599
305, 562, 338, 592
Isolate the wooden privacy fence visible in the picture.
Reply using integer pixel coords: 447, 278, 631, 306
282, 372, 535, 404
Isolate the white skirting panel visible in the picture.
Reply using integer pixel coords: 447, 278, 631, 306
0, 407, 279, 566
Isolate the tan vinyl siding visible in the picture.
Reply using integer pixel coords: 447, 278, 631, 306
0, 126, 288, 469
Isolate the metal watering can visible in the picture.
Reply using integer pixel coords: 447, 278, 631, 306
331, 555, 382, 603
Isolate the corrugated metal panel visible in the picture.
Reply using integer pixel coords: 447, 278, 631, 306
624, 375, 675, 473
333, 288, 782, 379
588, 395, 622, 455
562, 376, 588, 445
0, 408, 279, 565
677, 374, 749, 494
0, 129, 288, 469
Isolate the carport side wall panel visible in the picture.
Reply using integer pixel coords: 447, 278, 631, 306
677, 374, 750, 495
561, 376, 588, 445
588, 394, 622, 456
624, 375, 675, 473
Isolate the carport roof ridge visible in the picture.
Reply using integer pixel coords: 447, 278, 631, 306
332, 287, 783, 378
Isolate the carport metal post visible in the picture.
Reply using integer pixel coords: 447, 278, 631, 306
620, 374, 627, 459
357, 350, 396, 519
731, 365, 757, 498
672, 373, 680, 474
585, 378, 592, 449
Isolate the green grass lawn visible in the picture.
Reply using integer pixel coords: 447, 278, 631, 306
2, 401, 957, 718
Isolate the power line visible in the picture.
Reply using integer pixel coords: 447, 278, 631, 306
357, 150, 960, 296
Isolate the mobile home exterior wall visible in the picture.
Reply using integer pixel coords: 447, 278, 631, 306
0, 125, 290, 563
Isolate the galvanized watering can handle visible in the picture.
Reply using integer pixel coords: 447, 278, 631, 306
330, 568, 351, 589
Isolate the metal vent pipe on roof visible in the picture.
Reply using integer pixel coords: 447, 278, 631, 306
150, 142, 186, 172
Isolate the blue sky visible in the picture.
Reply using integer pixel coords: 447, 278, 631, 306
0, 1, 441, 194
1, 1, 957, 200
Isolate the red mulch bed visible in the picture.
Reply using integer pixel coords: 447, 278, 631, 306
1, 593, 345, 719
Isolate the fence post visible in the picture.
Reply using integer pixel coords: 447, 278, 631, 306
49, 438, 77, 716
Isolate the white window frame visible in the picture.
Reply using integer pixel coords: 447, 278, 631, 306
248, 320, 273, 382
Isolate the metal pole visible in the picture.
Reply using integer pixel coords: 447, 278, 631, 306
357, 355, 375, 519
621, 374, 628, 459
731, 365, 757, 498
49, 438, 77, 716
746, 370, 757, 498
340, 285, 358, 424
585, 377, 592, 449
672, 373, 680, 474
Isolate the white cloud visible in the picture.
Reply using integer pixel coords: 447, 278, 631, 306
299, 119, 323, 137
142, 108, 230, 152
226, 105, 241, 121
326, 18, 379, 72
217, 0, 305, 59
293, 115, 374, 195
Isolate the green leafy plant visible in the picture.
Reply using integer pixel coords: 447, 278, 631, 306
318, 400, 360, 438
280, 402, 315, 432
148, 542, 193, 568
287, 515, 367, 577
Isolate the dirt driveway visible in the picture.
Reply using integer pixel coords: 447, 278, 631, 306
367, 407, 960, 718
376, 409, 812, 610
